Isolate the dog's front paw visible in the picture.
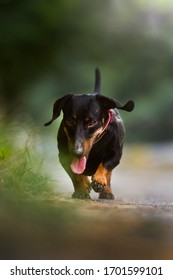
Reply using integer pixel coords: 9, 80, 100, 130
90, 180, 106, 193
99, 191, 114, 200
72, 191, 91, 200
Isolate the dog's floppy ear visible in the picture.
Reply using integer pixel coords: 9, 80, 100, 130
96, 95, 134, 112
94, 68, 101, 94
44, 94, 73, 126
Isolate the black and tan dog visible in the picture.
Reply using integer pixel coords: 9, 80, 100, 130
45, 69, 134, 199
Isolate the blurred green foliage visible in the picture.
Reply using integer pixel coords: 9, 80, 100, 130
0, 0, 173, 142
0, 121, 52, 196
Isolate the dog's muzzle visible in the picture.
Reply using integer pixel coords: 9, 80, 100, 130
70, 140, 87, 174
71, 140, 84, 158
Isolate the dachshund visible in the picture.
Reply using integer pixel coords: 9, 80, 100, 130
45, 68, 134, 199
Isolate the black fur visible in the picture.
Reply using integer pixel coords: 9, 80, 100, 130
45, 69, 134, 199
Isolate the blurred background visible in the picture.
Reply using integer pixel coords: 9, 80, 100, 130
0, 0, 173, 142
0, 0, 173, 260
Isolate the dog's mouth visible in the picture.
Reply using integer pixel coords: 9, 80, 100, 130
70, 156, 87, 174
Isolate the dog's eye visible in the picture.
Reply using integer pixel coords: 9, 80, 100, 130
87, 119, 97, 128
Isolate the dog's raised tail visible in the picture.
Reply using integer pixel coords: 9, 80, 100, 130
94, 67, 101, 94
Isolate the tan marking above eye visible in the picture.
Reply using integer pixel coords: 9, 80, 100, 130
65, 116, 76, 127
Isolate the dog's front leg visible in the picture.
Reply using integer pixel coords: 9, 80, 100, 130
71, 174, 91, 199
91, 163, 114, 199
59, 153, 91, 199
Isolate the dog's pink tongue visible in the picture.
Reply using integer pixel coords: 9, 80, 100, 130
70, 156, 87, 174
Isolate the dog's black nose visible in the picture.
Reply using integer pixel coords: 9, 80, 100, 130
72, 142, 84, 157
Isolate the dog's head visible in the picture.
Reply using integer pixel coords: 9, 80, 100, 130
44, 69, 134, 174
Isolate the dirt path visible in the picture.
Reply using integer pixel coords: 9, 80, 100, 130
2, 143, 172, 260
40, 143, 173, 259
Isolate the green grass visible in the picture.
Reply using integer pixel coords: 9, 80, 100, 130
0, 121, 52, 198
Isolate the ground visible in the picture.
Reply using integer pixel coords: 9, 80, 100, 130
0, 143, 173, 259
